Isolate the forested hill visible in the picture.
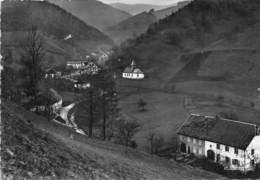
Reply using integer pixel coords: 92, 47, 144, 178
2, 0, 114, 69
48, 0, 131, 30
2, 0, 113, 46
112, 0, 260, 86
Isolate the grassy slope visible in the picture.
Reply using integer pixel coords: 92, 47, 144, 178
1, 102, 116, 179
2, 100, 224, 179
48, 0, 131, 30
1, 1, 114, 69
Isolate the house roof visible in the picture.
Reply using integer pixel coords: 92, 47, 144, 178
123, 67, 144, 74
123, 67, 133, 73
177, 114, 257, 150
67, 61, 87, 64
46, 69, 57, 74
133, 68, 143, 74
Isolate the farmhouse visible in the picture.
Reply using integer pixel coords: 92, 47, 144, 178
122, 60, 144, 80
177, 114, 260, 172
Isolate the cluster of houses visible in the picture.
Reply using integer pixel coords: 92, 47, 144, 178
45, 60, 100, 80
122, 60, 144, 80
177, 114, 260, 173
66, 60, 100, 75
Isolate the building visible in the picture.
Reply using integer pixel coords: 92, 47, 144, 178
177, 114, 260, 172
66, 61, 88, 69
122, 60, 144, 80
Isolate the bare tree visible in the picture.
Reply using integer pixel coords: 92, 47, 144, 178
116, 119, 140, 153
21, 26, 44, 107
146, 132, 164, 155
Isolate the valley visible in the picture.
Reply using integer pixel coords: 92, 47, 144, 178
2, 0, 260, 179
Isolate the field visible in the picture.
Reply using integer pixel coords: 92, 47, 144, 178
119, 79, 260, 152
120, 90, 189, 150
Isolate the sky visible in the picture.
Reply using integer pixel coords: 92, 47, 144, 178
98, 0, 183, 5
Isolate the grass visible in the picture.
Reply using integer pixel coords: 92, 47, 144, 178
120, 91, 189, 150
2, 99, 223, 179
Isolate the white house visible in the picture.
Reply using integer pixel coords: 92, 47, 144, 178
177, 114, 260, 172
122, 60, 144, 80
66, 61, 88, 69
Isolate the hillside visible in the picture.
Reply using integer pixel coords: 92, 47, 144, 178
110, 2, 169, 15
112, 0, 260, 88
105, 11, 158, 44
48, 0, 131, 30
155, 1, 191, 19
106, 1, 191, 44
1, 100, 224, 179
1, 102, 116, 179
1, 0, 114, 69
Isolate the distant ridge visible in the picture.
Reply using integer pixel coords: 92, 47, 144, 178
48, 0, 131, 30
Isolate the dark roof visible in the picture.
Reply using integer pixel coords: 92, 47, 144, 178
177, 114, 257, 150
123, 67, 144, 74
123, 67, 133, 73
46, 69, 57, 74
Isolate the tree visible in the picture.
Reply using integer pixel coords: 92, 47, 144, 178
21, 26, 44, 107
146, 132, 164, 155
137, 98, 147, 111
115, 119, 140, 153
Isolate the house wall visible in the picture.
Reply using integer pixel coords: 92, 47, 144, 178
205, 140, 254, 171
122, 73, 144, 79
178, 135, 205, 157
246, 135, 260, 165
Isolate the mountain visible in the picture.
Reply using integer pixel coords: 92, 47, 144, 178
111, 0, 260, 91
1, 1, 114, 69
105, 10, 158, 44
48, 0, 131, 30
155, 1, 191, 19
110, 2, 170, 15
2, 99, 223, 179
105, 1, 191, 44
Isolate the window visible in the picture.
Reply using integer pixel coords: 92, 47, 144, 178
251, 160, 255, 166
199, 149, 202, 155
216, 154, 220, 162
217, 144, 220, 150
193, 148, 197, 154
225, 157, 230, 163
232, 159, 239, 166
252, 149, 255, 155
198, 140, 202, 145
234, 148, 238, 154
225, 146, 229, 152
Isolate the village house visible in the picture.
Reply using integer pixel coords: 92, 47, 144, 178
122, 60, 144, 80
45, 68, 61, 79
177, 114, 260, 173
66, 61, 88, 69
